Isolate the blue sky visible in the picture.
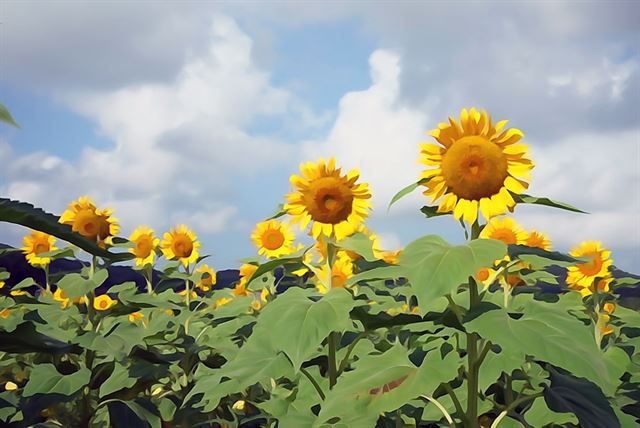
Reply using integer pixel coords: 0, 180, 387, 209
0, 2, 638, 272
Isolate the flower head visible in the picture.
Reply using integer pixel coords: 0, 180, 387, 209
480, 217, 527, 245
93, 294, 117, 311
420, 108, 534, 224
160, 225, 200, 267
525, 230, 552, 251
195, 264, 217, 292
316, 253, 354, 294
251, 220, 296, 258
566, 241, 613, 294
22, 231, 57, 266
129, 226, 159, 266
59, 196, 119, 246
285, 158, 372, 240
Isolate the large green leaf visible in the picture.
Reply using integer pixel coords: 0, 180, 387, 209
22, 364, 91, 397
99, 363, 137, 398
337, 232, 377, 261
0, 103, 19, 128
255, 287, 356, 369
465, 297, 628, 395
399, 235, 506, 313
0, 198, 132, 261
346, 266, 404, 287
524, 397, 578, 427
316, 344, 461, 427
512, 193, 586, 214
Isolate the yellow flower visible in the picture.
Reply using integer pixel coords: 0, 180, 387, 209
0, 281, 4, 289
525, 230, 552, 251
214, 297, 233, 308
238, 263, 258, 287
387, 303, 419, 316
597, 313, 614, 336
128, 311, 148, 327
251, 220, 295, 258
22, 231, 57, 266
4, 381, 18, 391
195, 264, 216, 292
0, 308, 11, 319
260, 287, 270, 303
53, 288, 87, 308
129, 226, 159, 266
566, 241, 613, 292
480, 217, 527, 245
317, 253, 354, 294
160, 225, 200, 267
232, 400, 246, 412
178, 289, 198, 301
420, 108, 534, 224
251, 299, 262, 311
475, 267, 498, 288
10, 290, 27, 297
285, 157, 372, 240
93, 294, 117, 311
603, 302, 616, 314
96, 208, 120, 247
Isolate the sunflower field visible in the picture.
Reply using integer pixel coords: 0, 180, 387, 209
0, 106, 639, 428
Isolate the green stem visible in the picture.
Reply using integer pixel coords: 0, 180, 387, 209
444, 384, 465, 423
422, 395, 455, 427
44, 264, 50, 293
328, 331, 338, 389
466, 333, 479, 427
337, 332, 366, 376
470, 220, 481, 240
300, 366, 326, 400
446, 294, 464, 323
145, 264, 153, 294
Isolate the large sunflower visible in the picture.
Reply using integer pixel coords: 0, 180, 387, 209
566, 241, 613, 290
160, 225, 200, 267
420, 108, 534, 224
22, 231, 57, 266
96, 208, 120, 247
59, 196, 119, 245
129, 226, 159, 266
251, 220, 295, 258
285, 158, 372, 240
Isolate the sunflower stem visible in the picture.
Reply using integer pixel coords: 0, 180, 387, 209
43, 264, 50, 293
328, 331, 338, 389
145, 264, 153, 294
184, 264, 191, 335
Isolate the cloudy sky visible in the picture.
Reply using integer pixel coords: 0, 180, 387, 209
1, 1, 638, 271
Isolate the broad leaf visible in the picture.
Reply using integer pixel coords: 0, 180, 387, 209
400, 235, 506, 313
338, 232, 377, 262
23, 364, 90, 397
465, 297, 628, 395
524, 397, 578, 426
99, 363, 137, 398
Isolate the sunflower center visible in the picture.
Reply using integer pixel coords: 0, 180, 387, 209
73, 209, 101, 239
332, 272, 348, 288
578, 252, 604, 276
262, 229, 285, 250
441, 136, 508, 200
476, 268, 490, 282
34, 242, 50, 254
135, 236, 153, 258
489, 228, 518, 245
305, 177, 354, 224
172, 234, 194, 258
99, 299, 108, 309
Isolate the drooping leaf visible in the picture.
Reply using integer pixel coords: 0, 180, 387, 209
465, 296, 628, 395
508, 244, 581, 265
512, 193, 587, 214
543, 365, 619, 428
0, 198, 132, 261
337, 232, 377, 262
0, 322, 81, 354
247, 248, 306, 284
388, 178, 429, 211
22, 364, 90, 397
400, 235, 506, 313
420, 205, 449, 218
346, 266, 405, 286
524, 397, 578, 427
0, 103, 19, 128
316, 344, 461, 427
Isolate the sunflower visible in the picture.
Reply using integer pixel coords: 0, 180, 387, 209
93, 294, 117, 311
96, 208, 120, 247
195, 264, 217, 292
160, 225, 200, 267
0, 309, 11, 319
59, 196, 101, 240
475, 267, 499, 289
420, 108, 534, 224
22, 231, 57, 266
251, 220, 295, 258
566, 241, 613, 291
214, 297, 233, 308
525, 230, 552, 251
479, 217, 527, 245
129, 226, 159, 266
316, 253, 354, 294
285, 157, 372, 240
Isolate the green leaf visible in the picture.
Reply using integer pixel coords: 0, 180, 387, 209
11, 278, 36, 291
388, 178, 429, 211
399, 235, 506, 313
0, 103, 19, 128
257, 287, 356, 370
524, 397, 578, 426
465, 297, 628, 395
512, 193, 587, 214
346, 266, 405, 286
508, 244, 581, 265
317, 344, 461, 427
267, 203, 287, 220
57, 273, 95, 299
247, 248, 307, 284
106, 399, 161, 428
337, 232, 377, 261
22, 364, 90, 397
0, 198, 132, 261
99, 364, 137, 398
420, 205, 448, 218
